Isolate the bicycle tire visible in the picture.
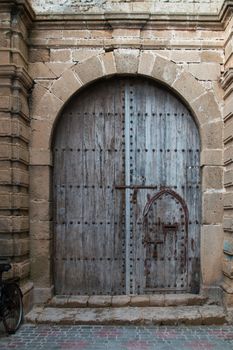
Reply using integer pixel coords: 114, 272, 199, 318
2, 283, 23, 334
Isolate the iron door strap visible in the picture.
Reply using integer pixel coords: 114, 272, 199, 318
114, 185, 158, 189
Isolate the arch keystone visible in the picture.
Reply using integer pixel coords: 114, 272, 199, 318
114, 49, 140, 74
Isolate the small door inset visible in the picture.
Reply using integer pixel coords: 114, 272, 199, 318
142, 188, 189, 292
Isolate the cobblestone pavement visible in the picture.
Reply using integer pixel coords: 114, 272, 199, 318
1, 324, 233, 350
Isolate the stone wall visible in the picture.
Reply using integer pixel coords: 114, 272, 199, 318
29, 0, 224, 14
28, 4, 226, 303
2, 0, 233, 309
0, 0, 35, 311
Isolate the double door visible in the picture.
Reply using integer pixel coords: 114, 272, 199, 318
53, 77, 200, 295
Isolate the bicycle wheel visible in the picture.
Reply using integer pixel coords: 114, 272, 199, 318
2, 283, 23, 334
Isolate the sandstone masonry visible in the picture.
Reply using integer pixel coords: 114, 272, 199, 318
1, 0, 233, 312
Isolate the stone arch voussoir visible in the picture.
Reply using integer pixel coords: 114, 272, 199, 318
30, 50, 221, 152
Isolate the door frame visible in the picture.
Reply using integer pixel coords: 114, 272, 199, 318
29, 51, 223, 304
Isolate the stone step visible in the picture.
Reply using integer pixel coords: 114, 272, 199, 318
25, 305, 227, 325
48, 294, 208, 308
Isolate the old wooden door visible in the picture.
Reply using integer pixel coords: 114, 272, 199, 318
53, 77, 200, 295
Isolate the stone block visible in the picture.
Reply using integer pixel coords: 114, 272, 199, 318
12, 145, 29, 164
29, 48, 50, 63
0, 118, 11, 135
0, 51, 10, 64
224, 96, 233, 122
13, 259, 30, 279
149, 295, 165, 306
224, 120, 233, 144
201, 121, 223, 149
30, 165, 51, 201
50, 49, 71, 62
224, 170, 233, 187
12, 216, 29, 232
74, 55, 104, 84
67, 296, 89, 307
0, 238, 13, 256
112, 295, 130, 307
30, 199, 52, 221
201, 149, 223, 166
30, 148, 52, 166
50, 69, 82, 102
200, 50, 223, 63
46, 63, 73, 78
31, 239, 51, 287
13, 168, 29, 186
30, 220, 52, 240
224, 145, 233, 165
172, 71, 205, 106
223, 255, 233, 279
138, 51, 155, 76
0, 143, 10, 159
31, 119, 53, 149
13, 238, 29, 256
29, 62, 57, 79
191, 93, 221, 126
0, 96, 10, 109
202, 166, 223, 190
13, 194, 29, 209
112, 29, 140, 38
32, 91, 63, 123
170, 50, 200, 63
224, 192, 233, 209
0, 169, 10, 183
202, 193, 223, 224
101, 52, 116, 76
152, 55, 179, 86
88, 296, 112, 307
188, 63, 221, 81
130, 295, 149, 306
72, 49, 103, 62
0, 194, 10, 208
201, 225, 223, 285
114, 49, 139, 74
12, 120, 29, 142
224, 217, 233, 233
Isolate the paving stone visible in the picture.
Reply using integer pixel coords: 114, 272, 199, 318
1, 324, 233, 350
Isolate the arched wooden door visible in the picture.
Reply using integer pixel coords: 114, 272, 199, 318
53, 77, 201, 295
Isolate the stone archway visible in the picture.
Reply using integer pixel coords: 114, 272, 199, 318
29, 50, 222, 303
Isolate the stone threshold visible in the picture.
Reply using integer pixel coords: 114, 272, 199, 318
48, 293, 208, 308
25, 305, 227, 325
